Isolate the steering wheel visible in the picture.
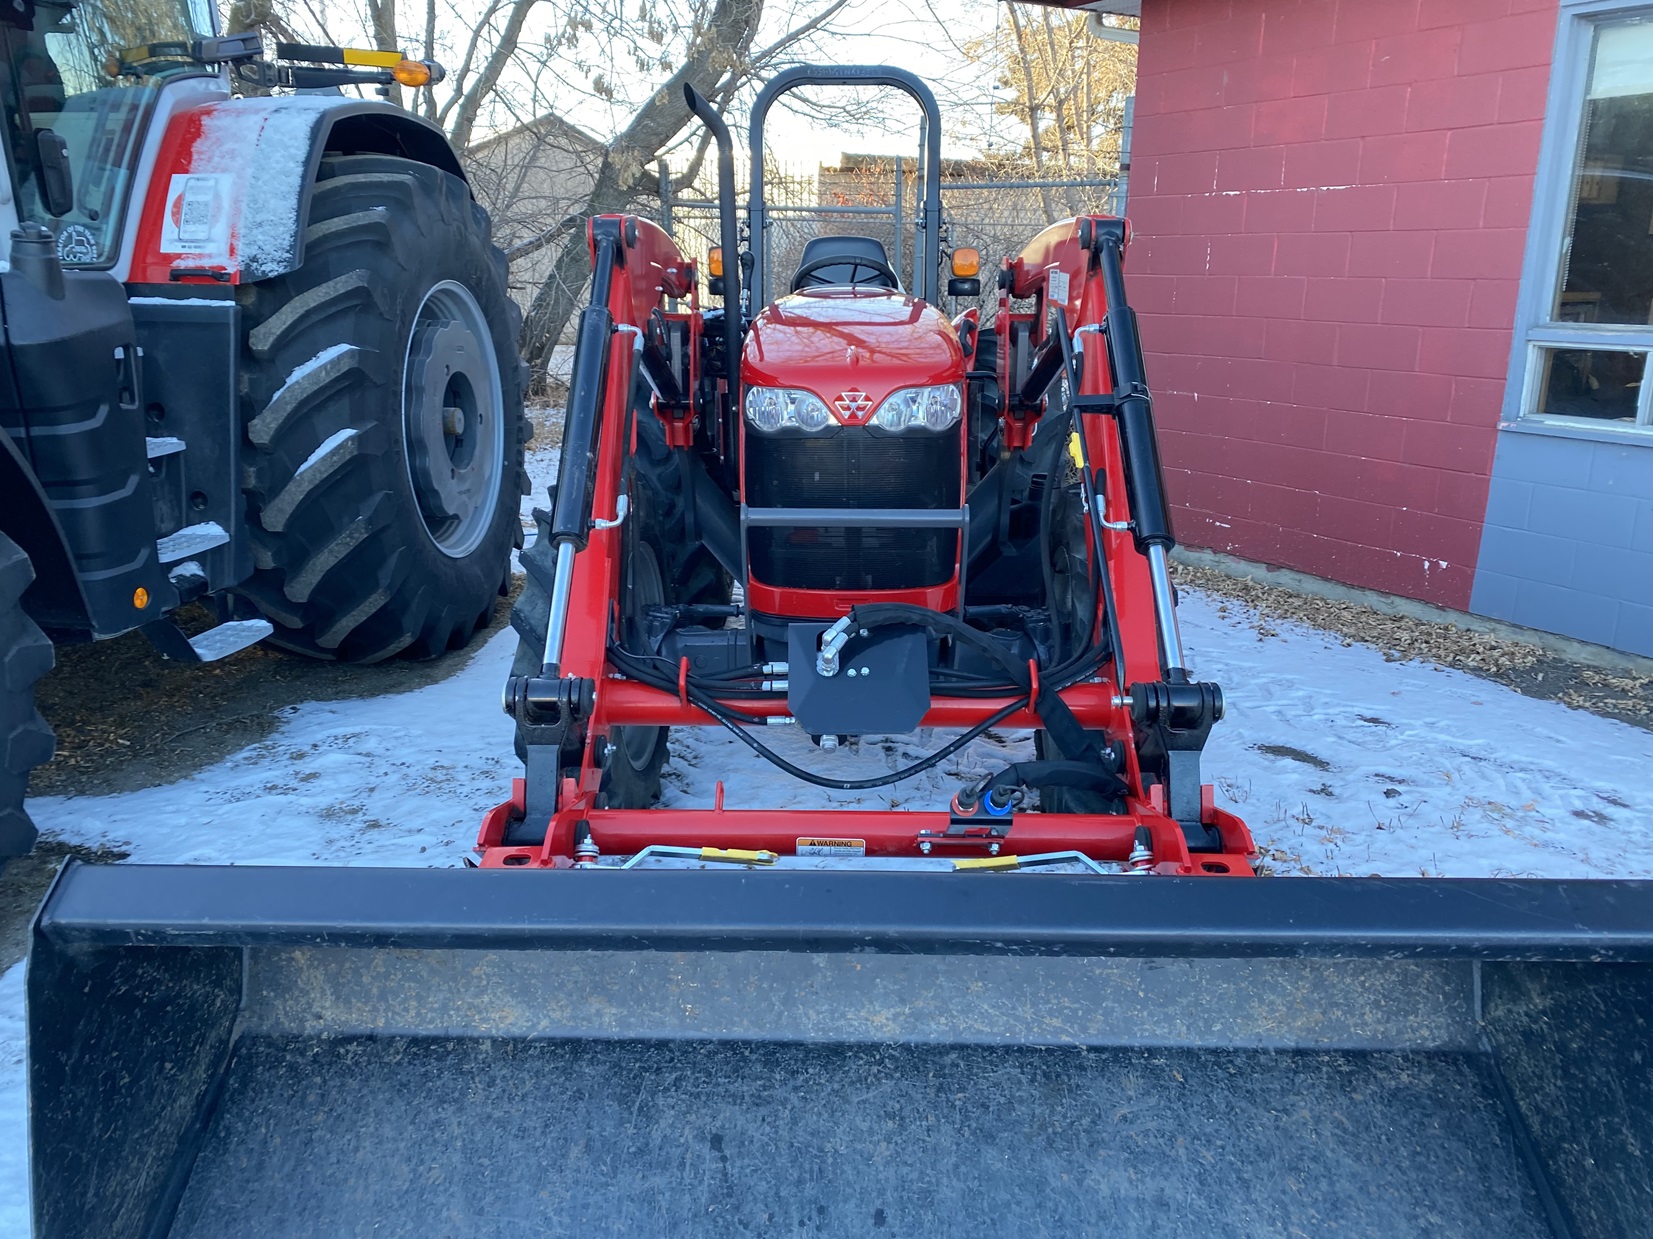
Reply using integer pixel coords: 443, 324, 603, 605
790, 255, 901, 292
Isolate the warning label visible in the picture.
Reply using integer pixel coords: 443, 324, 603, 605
796, 838, 866, 857
1046, 267, 1071, 306
160, 173, 233, 255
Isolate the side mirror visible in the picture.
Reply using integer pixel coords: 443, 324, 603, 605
947, 276, 980, 298
34, 130, 74, 217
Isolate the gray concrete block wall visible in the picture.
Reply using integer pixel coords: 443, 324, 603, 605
1470, 431, 1653, 657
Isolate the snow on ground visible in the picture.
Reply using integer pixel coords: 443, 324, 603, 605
3, 567, 1652, 1229
21, 633, 520, 870
657, 592, 1653, 878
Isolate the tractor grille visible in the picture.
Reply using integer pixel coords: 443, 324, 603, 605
746, 427, 961, 592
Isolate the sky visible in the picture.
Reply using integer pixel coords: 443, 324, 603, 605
281, 0, 1034, 168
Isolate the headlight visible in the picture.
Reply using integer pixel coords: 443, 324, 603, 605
745, 387, 833, 432
871, 384, 962, 432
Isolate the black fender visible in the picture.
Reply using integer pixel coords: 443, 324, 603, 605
285, 102, 469, 278
0, 431, 92, 636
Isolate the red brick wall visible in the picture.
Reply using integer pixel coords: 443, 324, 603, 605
1129, 0, 1556, 606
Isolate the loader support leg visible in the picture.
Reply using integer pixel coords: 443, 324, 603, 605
1130, 680, 1224, 851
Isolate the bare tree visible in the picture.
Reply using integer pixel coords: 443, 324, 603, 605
515, 0, 850, 376
968, 5, 1135, 223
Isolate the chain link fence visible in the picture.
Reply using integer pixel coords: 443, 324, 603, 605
662, 156, 1125, 317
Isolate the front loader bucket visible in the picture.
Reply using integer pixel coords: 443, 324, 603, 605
28, 862, 1653, 1239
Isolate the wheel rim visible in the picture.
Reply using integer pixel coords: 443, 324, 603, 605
402, 280, 506, 558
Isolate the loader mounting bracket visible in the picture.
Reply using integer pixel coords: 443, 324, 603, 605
507, 675, 596, 834
1130, 680, 1224, 851
507, 674, 596, 738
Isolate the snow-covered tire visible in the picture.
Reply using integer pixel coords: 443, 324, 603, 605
235, 153, 528, 662
0, 533, 55, 868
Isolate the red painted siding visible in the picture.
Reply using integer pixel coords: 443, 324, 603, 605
1132, 0, 1556, 607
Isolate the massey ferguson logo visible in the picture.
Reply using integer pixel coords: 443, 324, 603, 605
833, 389, 874, 424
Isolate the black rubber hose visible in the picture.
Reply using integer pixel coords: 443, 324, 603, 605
607, 643, 1027, 791
985, 759, 1128, 800
1053, 308, 1128, 680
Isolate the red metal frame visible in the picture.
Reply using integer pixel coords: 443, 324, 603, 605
477, 213, 1255, 876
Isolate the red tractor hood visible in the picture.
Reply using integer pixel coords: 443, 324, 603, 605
741, 288, 965, 407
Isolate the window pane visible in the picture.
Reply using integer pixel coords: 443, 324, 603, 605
1, 0, 207, 267
1535, 348, 1647, 422
1553, 20, 1653, 325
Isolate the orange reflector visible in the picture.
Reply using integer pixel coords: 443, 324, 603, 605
133, 587, 150, 609
708, 247, 724, 277
392, 58, 432, 86
951, 248, 981, 278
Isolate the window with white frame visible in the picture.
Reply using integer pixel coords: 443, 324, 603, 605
1522, 13, 1653, 431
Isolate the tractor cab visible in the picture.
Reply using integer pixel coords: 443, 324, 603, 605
0, 0, 215, 270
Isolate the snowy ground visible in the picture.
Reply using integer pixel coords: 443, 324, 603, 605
3, 415, 1650, 1231
6, 592, 1653, 1233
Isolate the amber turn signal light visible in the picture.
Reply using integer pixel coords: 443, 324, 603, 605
950, 248, 981, 278
393, 58, 433, 87
708, 247, 724, 278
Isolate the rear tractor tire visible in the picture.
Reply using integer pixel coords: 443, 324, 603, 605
235, 154, 528, 662
0, 534, 56, 870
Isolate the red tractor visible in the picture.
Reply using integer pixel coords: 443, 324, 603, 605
484, 65, 1253, 876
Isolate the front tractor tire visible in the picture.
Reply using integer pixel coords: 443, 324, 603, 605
0, 533, 55, 869
236, 154, 528, 662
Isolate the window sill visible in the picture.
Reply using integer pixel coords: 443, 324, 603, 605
1500, 417, 1653, 448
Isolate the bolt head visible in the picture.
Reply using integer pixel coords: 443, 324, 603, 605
858, 666, 870, 676
919, 840, 932, 855
989, 843, 1000, 856
847, 668, 858, 678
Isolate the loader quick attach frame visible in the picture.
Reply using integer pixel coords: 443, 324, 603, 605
493, 66, 1252, 875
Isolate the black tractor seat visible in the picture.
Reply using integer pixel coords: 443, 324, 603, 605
790, 236, 902, 292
